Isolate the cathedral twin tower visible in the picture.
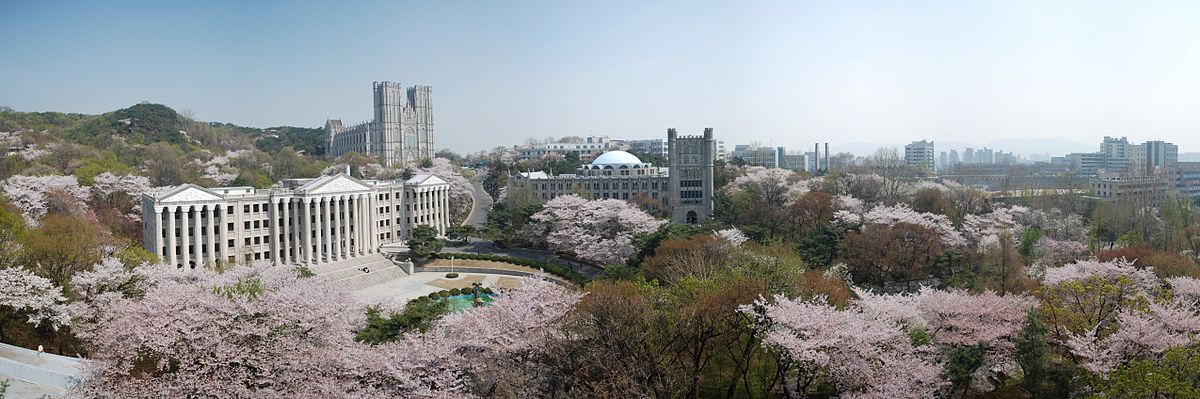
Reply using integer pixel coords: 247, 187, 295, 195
326, 82, 435, 167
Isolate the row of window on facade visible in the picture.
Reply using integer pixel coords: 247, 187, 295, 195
540, 181, 662, 191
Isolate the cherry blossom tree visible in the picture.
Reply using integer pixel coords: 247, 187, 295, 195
714, 227, 748, 247
0, 266, 70, 341
0, 174, 91, 225
725, 166, 811, 198
853, 287, 1035, 368
529, 194, 664, 265
90, 172, 159, 220
1066, 298, 1200, 375
69, 260, 580, 398
835, 203, 967, 248
745, 294, 946, 399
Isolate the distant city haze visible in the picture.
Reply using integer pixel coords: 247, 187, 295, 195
3, 0, 1200, 155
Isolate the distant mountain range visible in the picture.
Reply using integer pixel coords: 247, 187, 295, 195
828, 137, 1097, 159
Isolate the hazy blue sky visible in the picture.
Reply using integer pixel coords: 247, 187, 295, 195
3, 0, 1200, 154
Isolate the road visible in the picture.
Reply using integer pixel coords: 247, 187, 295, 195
442, 239, 605, 279
463, 169, 493, 227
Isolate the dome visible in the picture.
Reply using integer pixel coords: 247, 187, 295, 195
591, 150, 643, 166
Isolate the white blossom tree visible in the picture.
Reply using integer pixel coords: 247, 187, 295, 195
0, 174, 91, 225
529, 194, 664, 265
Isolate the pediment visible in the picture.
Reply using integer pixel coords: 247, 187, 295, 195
159, 185, 223, 202
304, 174, 372, 194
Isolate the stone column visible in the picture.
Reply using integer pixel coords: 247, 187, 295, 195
331, 196, 341, 261
316, 197, 326, 264
180, 206, 191, 268
303, 198, 314, 266
215, 205, 225, 264
192, 206, 202, 268
364, 193, 374, 252
152, 208, 164, 263
266, 200, 277, 265
280, 198, 290, 265
165, 207, 176, 266
357, 194, 366, 255
206, 205, 217, 266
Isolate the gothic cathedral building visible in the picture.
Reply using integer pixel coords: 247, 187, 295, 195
326, 82, 435, 167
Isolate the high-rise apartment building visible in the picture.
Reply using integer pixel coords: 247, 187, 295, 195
904, 140, 935, 171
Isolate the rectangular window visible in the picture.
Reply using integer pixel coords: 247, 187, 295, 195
244, 221, 251, 230
253, 204, 260, 212
244, 205, 250, 213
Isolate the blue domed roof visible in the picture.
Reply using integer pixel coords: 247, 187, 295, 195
591, 150, 643, 166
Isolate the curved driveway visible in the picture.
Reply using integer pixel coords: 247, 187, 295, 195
463, 170, 493, 227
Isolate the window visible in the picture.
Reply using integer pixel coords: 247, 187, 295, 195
244, 238, 251, 245
244, 221, 251, 229
227, 206, 234, 214
227, 222, 234, 231
253, 204, 260, 212
253, 220, 260, 228
244, 205, 251, 213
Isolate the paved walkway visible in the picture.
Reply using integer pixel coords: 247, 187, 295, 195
354, 272, 510, 302
463, 170, 493, 228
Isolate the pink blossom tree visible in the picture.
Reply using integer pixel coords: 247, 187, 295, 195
69, 260, 580, 398
0, 174, 91, 225
853, 287, 1035, 369
90, 172, 159, 220
529, 195, 664, 265
0, 266, 70, 340
726, 166, 810, 198
1066, 298, 1200, 375
835, 203, 967, 248
745, 294, 946, 399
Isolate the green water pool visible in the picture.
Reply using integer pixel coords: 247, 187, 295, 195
446, 294, 497, 311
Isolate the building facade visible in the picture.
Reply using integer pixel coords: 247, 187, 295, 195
507, 128, 715, 225
624, 138, 668, 159
326, 82, 435, 167
517, 136, 619, 160
141, 173, 450, 269
905, 140, 935, 171
1089, 173, 1168, 205
667, 128, 716, 224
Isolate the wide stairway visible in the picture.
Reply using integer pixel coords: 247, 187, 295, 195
309, 253, 408, 291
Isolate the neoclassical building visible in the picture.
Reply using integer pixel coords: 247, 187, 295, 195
508, 128, 715, 224
141, 173, 450, 268
326, 81, 434, 167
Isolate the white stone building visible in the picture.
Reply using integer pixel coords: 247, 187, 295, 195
508, 128, 716, 224
326, 82, 434, 167
517, 136, 620, 160
141, 173, 450, 269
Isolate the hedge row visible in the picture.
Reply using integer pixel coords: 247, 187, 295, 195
430, 252, 587, 285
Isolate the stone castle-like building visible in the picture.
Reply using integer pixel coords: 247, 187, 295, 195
508, 128, 715, 224
326, 82, 435, 167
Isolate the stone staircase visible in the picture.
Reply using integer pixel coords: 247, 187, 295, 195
0, 341, 81, 391
309, 253, 409, 291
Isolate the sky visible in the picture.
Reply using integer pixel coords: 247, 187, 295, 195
3, 0, 1200, 155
